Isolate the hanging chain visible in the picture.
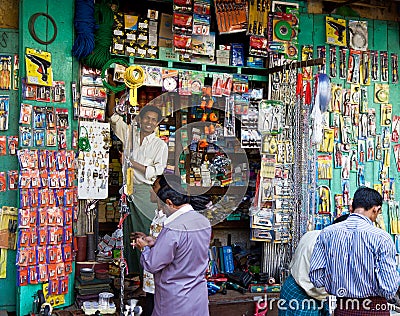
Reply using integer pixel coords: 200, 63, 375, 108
118, 193, 130, 316
291, 65, 303, 252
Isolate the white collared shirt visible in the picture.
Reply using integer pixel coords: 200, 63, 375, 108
110, 113, 168, 184
163, 204, 193, 225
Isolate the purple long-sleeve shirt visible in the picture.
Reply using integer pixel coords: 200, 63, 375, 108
140, 204, 211, 316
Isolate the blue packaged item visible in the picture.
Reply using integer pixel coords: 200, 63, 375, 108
231, 43, 245, 66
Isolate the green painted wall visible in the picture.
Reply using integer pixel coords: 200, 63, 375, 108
298, 13, 400, 229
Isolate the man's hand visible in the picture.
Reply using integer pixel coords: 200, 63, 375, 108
130, 232, 156, 250
130, 231, 146, 241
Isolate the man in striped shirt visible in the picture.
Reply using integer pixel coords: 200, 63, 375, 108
309, 187, 399, 315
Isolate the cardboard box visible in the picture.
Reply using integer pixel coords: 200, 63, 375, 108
159, 13, 173, 40
216, 50, 230, 58
217, 57, 230, 66
158, 38, 173, 48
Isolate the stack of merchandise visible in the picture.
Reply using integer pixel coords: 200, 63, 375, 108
75, 268, 112, 308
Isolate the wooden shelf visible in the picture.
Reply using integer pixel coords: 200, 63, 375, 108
99, 222, 118, 232
213, 219, 250, 230
125, 56, 268, 82
186, 185, 247, 196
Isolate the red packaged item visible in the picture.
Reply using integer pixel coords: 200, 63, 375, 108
29, 150, 39, 168
55, 227, 64, 244
18, 229, 30, 248
8, 136, 18, 155
56, 262, 65, 278
64, 189, 74, 206
55, 245, 63, 263
49, 279, 59, 295
0, 136, 6, 156
63, 225, 73, 244
66, 151, 76, 170
59, 170, 67, 188
55, 208, 64, 226
47, 208, 57, 226
64, 261, 73, 275
48, 227, 63, 245
39, 169, 49, 188
38, 149, 47, 169
40, 189, 49, 207
29, 211, 38, 231
47, 150, 57, 171
17, 247, 29, 266
37, 245, 47, 264
62, 244, 73, 262
48, 263, 57, 280
18, 209, 30, 228
57, 150, 66, 170
20, 189, 30, 209
49, 171, 59, 188
59, 277, 69, 294
38, 227, 47, 246
17, 267, 29, 286
174, 34, 192, 49
8, 170, 18, 190
64, 207, 73, 225
28, 265, 39, 284
19, 169, 31, 189
38, 208, 47, 227
27, 246, 37, 266
37, 264, 48, 283
48, 189, 56, 207
29, 227, 38, 246
47, 245, 58, 264
55, 188, 65, 207
29, 188, 39, 208
30, 169, 40, 188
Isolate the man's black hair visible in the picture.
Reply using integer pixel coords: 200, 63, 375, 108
139, 105, 163, 122
155, 174, 211, 211
352, 187, 383, 211
332, 213, 350, 224
157, 183, 188, 207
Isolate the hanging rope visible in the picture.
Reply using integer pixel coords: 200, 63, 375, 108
82, 0, 114, 70
72, 0, 96, 59
101, 58, 129, 93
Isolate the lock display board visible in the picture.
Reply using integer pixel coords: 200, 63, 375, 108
78, 121, 111, 199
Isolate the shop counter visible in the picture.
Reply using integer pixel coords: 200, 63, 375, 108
208, 290, 279, 316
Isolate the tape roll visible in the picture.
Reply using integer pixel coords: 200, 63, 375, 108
376, 89, 388, 103
286, 45, 298, 57
267, 277, 275, 285
274, 20, 292, 41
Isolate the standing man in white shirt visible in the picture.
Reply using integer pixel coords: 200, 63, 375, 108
108, 93, 168, 276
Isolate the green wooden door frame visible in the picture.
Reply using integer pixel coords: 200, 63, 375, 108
0, 27, 19, 313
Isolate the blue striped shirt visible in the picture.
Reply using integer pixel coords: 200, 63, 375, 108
309, 213, 399, 300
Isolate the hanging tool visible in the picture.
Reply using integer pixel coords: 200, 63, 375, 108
124, 65, 145, 114
25, 54, 51, 82
327, 20, 346, 42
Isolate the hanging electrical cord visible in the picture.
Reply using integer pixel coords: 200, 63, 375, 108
78, 126, 91, 151
82, 0, 114, 70
72, 0, 96, 59
101, 58, 129, 93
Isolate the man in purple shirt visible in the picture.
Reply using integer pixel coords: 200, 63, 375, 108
134, 176, 212, 316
